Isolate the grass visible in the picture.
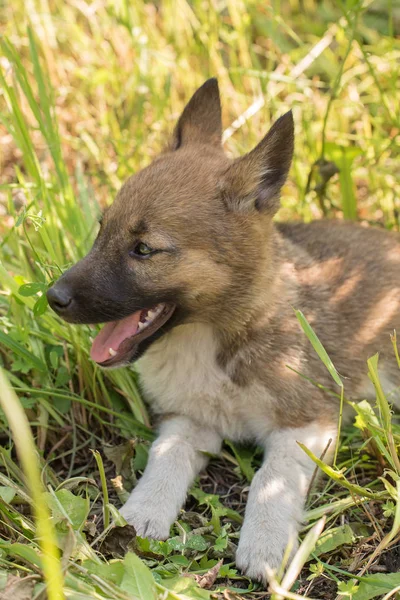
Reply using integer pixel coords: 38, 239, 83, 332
0, 0, 400, 598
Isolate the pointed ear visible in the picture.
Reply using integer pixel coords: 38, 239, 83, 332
221, 110, 294, 213
170, 78, 222, 150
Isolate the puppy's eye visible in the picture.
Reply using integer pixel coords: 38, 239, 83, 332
130, 242, 154, 258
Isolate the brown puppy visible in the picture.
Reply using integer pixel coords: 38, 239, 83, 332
47, 79, 400, 584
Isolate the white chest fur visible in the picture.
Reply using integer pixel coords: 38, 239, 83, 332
136, 323, 274, 441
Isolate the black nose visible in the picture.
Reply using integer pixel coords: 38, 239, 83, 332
47, 285, 73, 313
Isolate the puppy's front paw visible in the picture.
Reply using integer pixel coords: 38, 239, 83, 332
119, 498, 173, 540
236, 532, 297, 585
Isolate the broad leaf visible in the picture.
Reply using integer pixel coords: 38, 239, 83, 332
0, 487, 16, 504
83, 559, 124, 586
18, 283, 44, 297
161, 575, 211, 599
312, 525, 355, 558
33, 293, 48, 316
121, 552, 157, 599
47, 489, 88, 531
353, 573, 400, 600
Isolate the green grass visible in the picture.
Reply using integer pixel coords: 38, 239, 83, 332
0, 1, 400, 598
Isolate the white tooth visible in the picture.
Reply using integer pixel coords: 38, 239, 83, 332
147, 310, 156, 320
137, 321, 146, 331
109, 348, 117, 357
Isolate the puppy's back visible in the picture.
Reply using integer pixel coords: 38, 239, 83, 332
277, 220, 400, 398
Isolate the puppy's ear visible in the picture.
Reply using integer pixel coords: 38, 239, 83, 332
170, 78, 222, 149
221, 111, 294, 214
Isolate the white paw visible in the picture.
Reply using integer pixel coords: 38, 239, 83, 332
119, 496, 174, 540
236, 530, 298, 584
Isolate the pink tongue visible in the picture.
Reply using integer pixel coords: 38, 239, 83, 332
90, 311, 141, 363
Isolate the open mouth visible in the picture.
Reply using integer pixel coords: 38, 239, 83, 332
90, 303, 175, 366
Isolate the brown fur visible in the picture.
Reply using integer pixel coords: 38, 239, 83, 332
219, 219, 400, 427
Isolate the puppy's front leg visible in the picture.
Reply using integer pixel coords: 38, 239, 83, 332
120, 415, 222, 539
236, 422, 336, 583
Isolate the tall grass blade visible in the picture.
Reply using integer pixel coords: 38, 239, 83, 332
367, 353, 400, 475
294, 309, 343, 387
0, 368, 65, 599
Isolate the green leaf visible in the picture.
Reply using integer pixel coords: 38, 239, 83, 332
33, 293, 48, 316
382, 501, 396, 518
210, 505, 221, 534
0, 542, 42, 568
52, 394, 71, 414
121, 552, 157, 599
133, 443, 149, 472
214, 527, 229, 553
10, 360, 32, 375
352, 573, 400, 600
338, 580, 359, 596
353, 400, 380, 431
225, 441, 255, 482
19, 396, 37, 409
107, 504, 128, 527
83, 559, 124, 586
49, 350, 59, 370
186, 535, 208, 552
47, 489, 88, 531
0, 486, 16, 504
18, 282, 45, 296
190, 487, 242, 528
167, 538, 186, 553
312, 525, 355, 558
136, 537, 171, 558
55, 366, 71, 388
160, 575, 211, 599
190, 488, 221, 508
307, 562, 324, 581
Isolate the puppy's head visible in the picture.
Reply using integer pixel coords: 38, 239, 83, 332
47, 79, 294, 367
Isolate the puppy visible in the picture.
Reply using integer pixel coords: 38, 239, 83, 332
47, 79, 400, 583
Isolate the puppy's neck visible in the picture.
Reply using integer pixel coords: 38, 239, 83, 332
212, 224, 287, 351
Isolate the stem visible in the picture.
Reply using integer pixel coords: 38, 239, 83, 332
91, 450, 110, 529
0, 369, 65, 599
